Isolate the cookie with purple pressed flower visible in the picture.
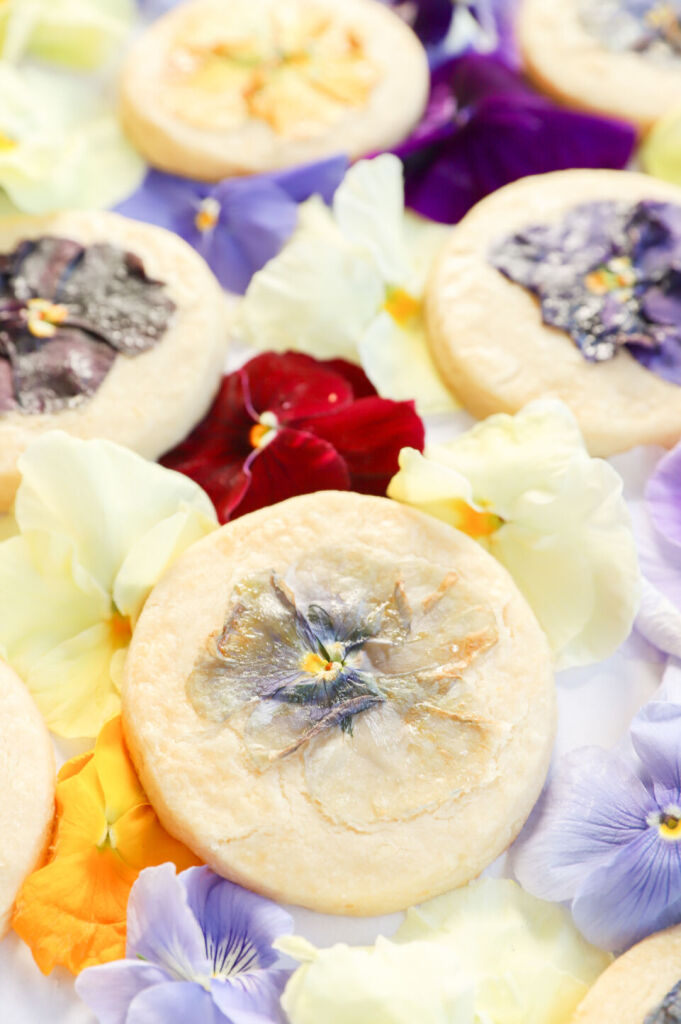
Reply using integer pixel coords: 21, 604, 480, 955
571, 925, 681, 1023
519, 0, 681, 131
0, 660, 54, 937
427, 169, 681, 456
0, 210, 228, 510
119, 0, 429, 180
122, 491, 555, 916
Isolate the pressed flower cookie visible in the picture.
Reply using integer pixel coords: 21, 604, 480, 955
519, 0, 681, 131
123, 491, 555, 915
0, 210, 228, 510
119, 0, 429, 180
571, 924, 681, 1023
427, 169, 681, 457
0, 660, 54, 936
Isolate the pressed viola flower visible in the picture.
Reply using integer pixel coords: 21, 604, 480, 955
0, 432, 217, 737
76, 863, 292, 1023
239, 155, 456, 413
279, 878, 610, 1024
160, 351, 425, 522
115, 157, 348, 294
583, 0, 681, 59
0, 0, 133, 68
512, 693, 681, 952
388, 399, 640, 669
392, 54, 636, 224
12, 716, 200, 975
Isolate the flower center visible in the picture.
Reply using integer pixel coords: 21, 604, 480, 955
194, 197, 221, 233
0, 131, 16, 151
26, 298, 68, 339
649, 805, 681, 840
110, 611, 132, 643
96, 821, 118, 851
248, 410, 279, 449
584, 256, 637, 298
450, 498, 504, 540
383, 286, 421, 327
300, 650, 343, 680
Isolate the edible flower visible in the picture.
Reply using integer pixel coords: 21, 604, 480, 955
387, 399, 640, 669
278, 877, 611, 1024
0, 432, 217, 737
0, 0, 133, 68
161, 351, 424, 522
0, 63, 144, 215
238, 155, 456, 413
512, 687, 681, 951
642, 100, 681, 185
393, 54, 636, 224
12, 717, 200, 974
76, 863, 293, 1020
115, 157, 348, 294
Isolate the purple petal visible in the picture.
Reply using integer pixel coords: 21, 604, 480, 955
183, 867, 293, 973
629, 335, 681, 386
511, 747, 655, 902
75, 962, 170, 1024
631, 701, 681, 792
126, 864, 211, 978
210, 972, 290, 1023
114, 171, 207, 231
647, 443, 681, 551
269, 155, 349, 204
127, 981, 224, 1024
630, 497, 681, 611
572, 828, 681, 951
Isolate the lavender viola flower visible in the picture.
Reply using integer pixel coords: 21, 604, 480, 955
75, 864, 293, 1024
114, 156, 348, 294
391, 54, 636, 224
511, 696, 681, 952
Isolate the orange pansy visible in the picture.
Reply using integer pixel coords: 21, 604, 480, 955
12, 716, 200, 975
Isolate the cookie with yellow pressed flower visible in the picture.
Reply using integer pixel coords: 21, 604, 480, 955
119, 0, 429, 180
122, 491, 555, 916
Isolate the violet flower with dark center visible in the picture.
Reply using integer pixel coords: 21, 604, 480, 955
0, 236, 174, 413
491, 199, 681, 384
391, 54, 636, 224
645, 979, 681, 1023
581, 0, 681, 61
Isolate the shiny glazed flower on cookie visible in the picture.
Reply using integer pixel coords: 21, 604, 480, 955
581, 0, 681, 61
491, 199, 681, 384
162, 1, 379, 137
644, 978, 681, 1023
0, 236, 175, 413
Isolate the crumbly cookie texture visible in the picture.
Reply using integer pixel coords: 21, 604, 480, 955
519, 0, 681, 130
120, 0, 429, 180
0, 660, 54, 936
571, 925, 681, 1023
122, 491, 555, 916
0, 210, 229, 510
427, 169, 681, 457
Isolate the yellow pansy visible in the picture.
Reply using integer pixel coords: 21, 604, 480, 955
0, 0, 133, 69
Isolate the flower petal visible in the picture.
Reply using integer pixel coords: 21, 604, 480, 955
126, 981, 222, 1024
244, 352, 356, 422
0, 0, 133, 69
114, 804, 201, 874
76, 960, 171, 1024
126, 864, 210, 978
270, 155, 349, 204
646, 442, 681, 551
630, 700, 681, 792
92, 716, 145, 822
210, 972, 291, 1022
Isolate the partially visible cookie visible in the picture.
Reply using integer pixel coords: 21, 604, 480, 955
427, 169, 681, 457
0, 210, 228, 510
120, 0, 429, 180
0, 660, 54, 936
571, 925, 681, 1023
519, 0, 681, 131
123, 491, 555, 916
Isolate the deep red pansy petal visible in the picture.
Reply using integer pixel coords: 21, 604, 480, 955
231, 428, 351, 520
161, 370, 253, 470
320, 359, 378, 400
243, 351, 355, 423
297, 397, 425, 497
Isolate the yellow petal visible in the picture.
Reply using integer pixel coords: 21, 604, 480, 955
114, 803, 201, 872
641, 101, 681, 184
92, 716, 145, 821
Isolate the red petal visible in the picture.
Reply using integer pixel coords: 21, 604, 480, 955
233, 428, 351, 519
297, 397, 425, 496
161, 369, 252, 472
319, 359, 377, 399
244, 351, 356, 422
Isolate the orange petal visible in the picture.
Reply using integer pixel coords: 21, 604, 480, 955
57, 749, 93, 784
93, 716, 146, 820
53, 759, 107, 856
115, 803, 201, 872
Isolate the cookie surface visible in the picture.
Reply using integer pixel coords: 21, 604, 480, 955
0, 660, 54, 936
0, 210, 228, 510
123, 491, 555, 915
519, 0, 681, 130
427, 170, 681, 457
120, 0, 429, 180
571, 925, 681, 1023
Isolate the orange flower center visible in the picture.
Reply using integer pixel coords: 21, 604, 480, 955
450, 499, 503, 540
26, 298, 69, 339
248, 410, 279, 449
110, 611, 132, 642
383, 286, 421, 327
194, 197, 221, 233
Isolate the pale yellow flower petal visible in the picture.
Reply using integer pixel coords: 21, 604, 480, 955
640, 101, 681, 184
0, 0, 133, 69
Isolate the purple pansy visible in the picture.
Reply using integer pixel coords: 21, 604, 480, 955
75, 864, 293, 1024
391, 54, 636, 224
491, 199, 681, 384
512, 695, 681, 952
114, 157, 348, 294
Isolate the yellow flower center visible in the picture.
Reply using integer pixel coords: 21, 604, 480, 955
450, 498, 503, 540
248, 410, 278, 449
383, 286, 421, 327
300, 651, 342, 679
110, 611, 132, 643
194, 197, 221, 233
0, 130, 16, 151
26, 298, 68, 339
659, 811, 681, 840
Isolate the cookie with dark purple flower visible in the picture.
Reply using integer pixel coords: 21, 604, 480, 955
427, 169, 681, 456
122, 491, 555, 915
520, 0, 681, 130
0, 211, 227, 509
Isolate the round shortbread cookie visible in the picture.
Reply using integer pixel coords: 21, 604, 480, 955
120, 0, 429, 180
519, 0, 681, 131
123, 491, 555, 916
427, 169, 681, 457
571, 925, 681, 1023
0, 660, 54, 936
0, 210, 228, 510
